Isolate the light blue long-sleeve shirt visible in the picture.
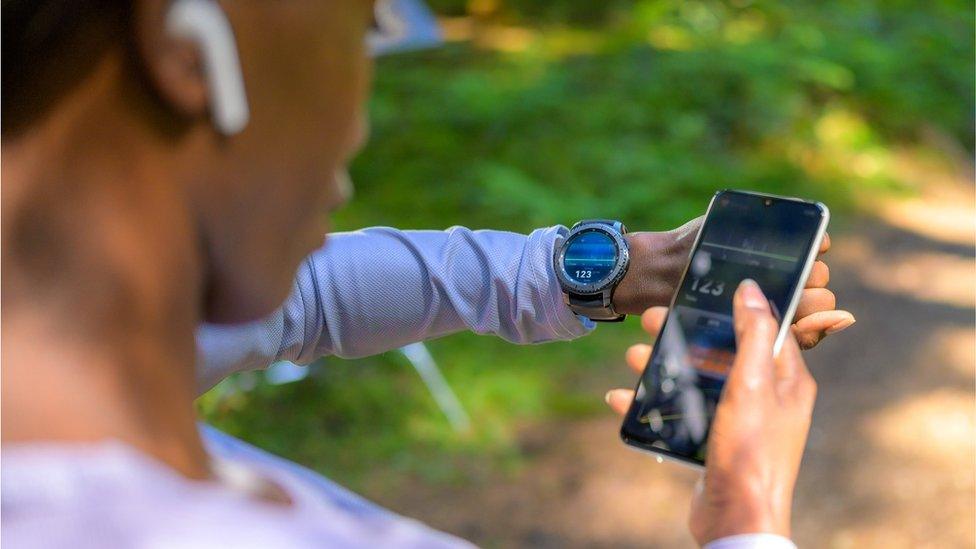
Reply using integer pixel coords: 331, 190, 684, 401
196, 225, 592, 391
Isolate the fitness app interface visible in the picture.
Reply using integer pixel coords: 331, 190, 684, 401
563, 230, 618, 284
622, 193, 824, 463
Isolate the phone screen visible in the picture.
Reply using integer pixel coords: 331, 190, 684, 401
620, 190, 828, 465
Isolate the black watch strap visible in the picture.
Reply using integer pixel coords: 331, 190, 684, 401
565, 292, 626, 322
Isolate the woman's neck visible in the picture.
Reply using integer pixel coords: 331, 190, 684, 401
1, 59, 212, 479
1, 311, 211, 480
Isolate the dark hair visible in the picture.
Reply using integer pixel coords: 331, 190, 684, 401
2, 1, 130, 136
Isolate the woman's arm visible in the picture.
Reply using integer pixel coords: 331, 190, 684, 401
195, 226, 591, 392
196, 222, 848, 393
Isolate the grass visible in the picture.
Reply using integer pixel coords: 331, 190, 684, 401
198, 1, 973, 493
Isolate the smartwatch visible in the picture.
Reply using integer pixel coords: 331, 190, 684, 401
553, 219, 630, 322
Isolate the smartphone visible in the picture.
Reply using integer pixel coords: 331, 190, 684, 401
619, 189, 829, 467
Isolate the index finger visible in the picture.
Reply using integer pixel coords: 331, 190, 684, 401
641, 307, 667, 339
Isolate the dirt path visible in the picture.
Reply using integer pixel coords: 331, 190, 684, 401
376, 179, 975, 548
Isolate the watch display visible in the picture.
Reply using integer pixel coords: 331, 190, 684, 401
562, 230, 619, 284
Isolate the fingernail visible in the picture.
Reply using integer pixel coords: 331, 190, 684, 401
738, 279, 767, 309
604, 390, 614, 404
825, 316, 856, 334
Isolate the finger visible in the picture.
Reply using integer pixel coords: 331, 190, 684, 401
729, 280, 778, 388
604, 388, 635, 416
819, 233, 831, 255
792, 323, 824, 351
794, 288, 836, 320
625, 344, 652, 375
804, 260, 830, 288
792, 310, 856, 349
640, 307, 667, 338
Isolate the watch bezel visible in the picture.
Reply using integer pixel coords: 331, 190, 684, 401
555, 222, 630, 295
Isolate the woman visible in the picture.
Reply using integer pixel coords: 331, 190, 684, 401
2, 1, 852, 547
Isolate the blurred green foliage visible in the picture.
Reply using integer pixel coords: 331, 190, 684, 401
338, 0, 971, 234
200, 0, 973, 492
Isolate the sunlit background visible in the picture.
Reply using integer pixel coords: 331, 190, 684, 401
199, 1, 975, 546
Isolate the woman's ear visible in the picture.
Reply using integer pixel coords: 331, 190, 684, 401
132, 0, 249, 135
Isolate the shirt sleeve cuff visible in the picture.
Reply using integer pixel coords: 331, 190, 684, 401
703, 533, 797, 549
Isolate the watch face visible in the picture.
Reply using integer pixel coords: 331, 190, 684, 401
562, 229, 619, 285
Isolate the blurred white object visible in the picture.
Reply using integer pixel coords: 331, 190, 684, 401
399, 343, 471, 433
265, 360, 310, 385
165, 0, 250, 135
368, 0, 443, 56
257, 344, 471, 433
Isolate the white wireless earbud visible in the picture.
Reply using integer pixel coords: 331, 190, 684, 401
166, 0, 249, 135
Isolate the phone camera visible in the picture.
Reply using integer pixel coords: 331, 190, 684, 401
763, 198, 773, 207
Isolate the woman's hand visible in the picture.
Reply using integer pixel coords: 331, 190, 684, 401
606, 281, 818, 544
614, 221, 855, 349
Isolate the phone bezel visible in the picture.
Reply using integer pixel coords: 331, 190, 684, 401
619, 189, 830, 469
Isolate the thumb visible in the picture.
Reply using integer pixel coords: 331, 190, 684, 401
729, 279, 778, 389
